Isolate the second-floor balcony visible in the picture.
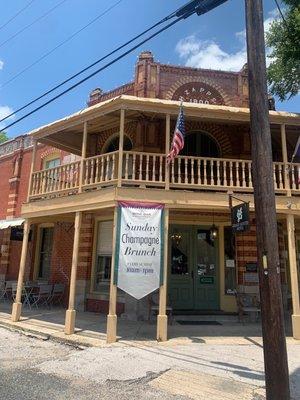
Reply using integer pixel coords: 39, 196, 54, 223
22, 95, 300, 214
29, 150, 300, 200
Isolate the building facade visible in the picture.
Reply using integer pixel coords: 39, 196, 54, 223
1, 52, 300, 341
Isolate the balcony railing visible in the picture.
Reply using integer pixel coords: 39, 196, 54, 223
28, 151, 300, 199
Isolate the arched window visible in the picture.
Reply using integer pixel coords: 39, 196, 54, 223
103, 135, 133, 153
181, 131, 220, 158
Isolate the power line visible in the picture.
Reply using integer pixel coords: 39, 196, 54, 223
0, 0, 222, 132
0, 6, 178, 124
0, 15, 188, 132
0, 0, 123, 89
0, 0, 68, 49
274, 0, 287, 25
0, 0, 36, 32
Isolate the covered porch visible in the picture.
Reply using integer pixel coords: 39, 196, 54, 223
0, 302, 295, 347
6, 199, 300, 343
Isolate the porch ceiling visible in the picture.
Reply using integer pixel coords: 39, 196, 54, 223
27, 95, 300, 155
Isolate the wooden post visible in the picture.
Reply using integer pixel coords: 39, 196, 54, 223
286, 214, 300, 339
117, 110, 125, 187
11, 219, 31, 322
65, 211, 82, 335
165, 114, 170, 190
245, 1, 290, 398
281, 124, 291, 196
78, 122, 88, 193
27, 140, 37, 202
107, 206, 118, 343
157, 208, 169, 341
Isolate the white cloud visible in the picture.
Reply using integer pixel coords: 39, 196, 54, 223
175, 9, 278, 72
0, 105, 14, 130
0, 60, 3, 70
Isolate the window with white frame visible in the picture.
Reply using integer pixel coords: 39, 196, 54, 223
45, 157, 60, 169
93, 220, 113, 292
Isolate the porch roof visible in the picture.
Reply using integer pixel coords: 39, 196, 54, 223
27, 95, 300, 155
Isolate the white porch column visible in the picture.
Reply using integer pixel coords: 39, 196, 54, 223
157, 208, 169, 341
107, 206, 118, 343
78, 122, 88, 193
27, 140, 37, 202
65, 211, 82, 335
11, 219, 31, 322
165, 114, 170, 190
280, 124, 291, 196
286, 214, 300, 339
117, 109, 125, 187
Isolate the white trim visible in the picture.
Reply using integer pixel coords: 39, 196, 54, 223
0, 218, 25, 229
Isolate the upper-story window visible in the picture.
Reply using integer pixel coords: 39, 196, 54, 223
45, 158, 60, 169
42, 152, 61, 170
182, 131, 220, 158
103, 135, 133, 153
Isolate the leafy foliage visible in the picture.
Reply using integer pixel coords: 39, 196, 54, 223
266, 1, 300, 100
0, 131, 8, 143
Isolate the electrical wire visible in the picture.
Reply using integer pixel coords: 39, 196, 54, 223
0, 0, 124, 89
0, 14, 188, 132
0, 0, 68, 49
274, 0, 287, 25
0, 5, 180, 124
0, 0, 36, 32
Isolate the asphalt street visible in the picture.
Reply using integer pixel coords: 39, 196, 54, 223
0, 326, 299, 399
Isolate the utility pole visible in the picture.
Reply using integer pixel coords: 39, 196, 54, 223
245, 1, 290, 399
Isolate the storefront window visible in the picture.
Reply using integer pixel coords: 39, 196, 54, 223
224, 226, 236, 295
170, 230, 189, 275
93, 221, 113, 292
94, 255, 112, 290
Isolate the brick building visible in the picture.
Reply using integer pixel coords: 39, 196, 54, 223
1, 51, 300, 341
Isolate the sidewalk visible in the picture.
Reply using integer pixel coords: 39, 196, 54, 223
0, 301, 297, 348
0, 303, 300, 399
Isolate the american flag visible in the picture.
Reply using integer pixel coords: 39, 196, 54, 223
167, 104, 185, 163
291, 136, 300, 183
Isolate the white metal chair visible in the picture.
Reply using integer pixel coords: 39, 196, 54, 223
49, 283, 65, 306
31, 284, 53, 308
0, 281, 6, 300
3, 281, 17, 301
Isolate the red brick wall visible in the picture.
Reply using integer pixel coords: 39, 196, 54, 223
86, 299, 124, 315
0, 154, 14, 219
88, 51, 249, 108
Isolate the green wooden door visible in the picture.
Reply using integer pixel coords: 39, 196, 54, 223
168, 225, 219, 311
168, 225, 194, 310
193, 227, 219, 310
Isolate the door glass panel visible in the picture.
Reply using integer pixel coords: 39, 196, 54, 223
224, 226, 236, 295
170, 230, 189, 275
196, 229, 216, 277
38, 227, 54, 279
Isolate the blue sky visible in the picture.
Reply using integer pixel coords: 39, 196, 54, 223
0, 0, 299, 138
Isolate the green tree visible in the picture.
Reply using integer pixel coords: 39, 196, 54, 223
266, 0, 300, 101
0, 131, 8, 143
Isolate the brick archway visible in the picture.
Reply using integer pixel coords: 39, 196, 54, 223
165, 76, 232, 106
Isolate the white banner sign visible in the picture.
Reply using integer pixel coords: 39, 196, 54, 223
115, 201, 164, 299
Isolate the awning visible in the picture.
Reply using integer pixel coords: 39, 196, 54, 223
0, 218, 25, 229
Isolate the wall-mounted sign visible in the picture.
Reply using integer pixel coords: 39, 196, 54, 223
171, 82, 225, 105
200, 276, 214, 284
244, 272, 259, 283
231, 202, 250, 233
245, 263, 258, 273
114, 201, 164, 299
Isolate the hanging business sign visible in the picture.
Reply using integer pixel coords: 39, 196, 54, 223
231, 202, 250, 233
114, 201, 164, 299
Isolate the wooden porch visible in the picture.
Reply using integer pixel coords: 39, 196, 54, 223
28, 150, 300, 201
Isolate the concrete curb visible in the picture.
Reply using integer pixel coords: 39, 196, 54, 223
0, 319, 100, 349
